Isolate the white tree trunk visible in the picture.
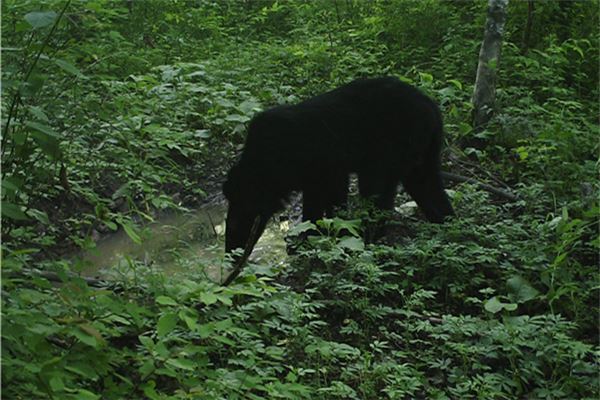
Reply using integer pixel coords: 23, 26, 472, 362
472, 0, 508, 131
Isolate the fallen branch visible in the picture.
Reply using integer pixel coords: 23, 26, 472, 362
441, 171, 519, 202
5, 269, 113, 288
222, 216, 262, 286
448, 150, 511, 189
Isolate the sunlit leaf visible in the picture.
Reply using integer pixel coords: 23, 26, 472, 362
167, 358, 195, 371
156, 296, 178, 306
24, 11, 57, 29
287, 221, 316, 236
448, 79, 462, 89
338, 237, 365, 251
484, 296, 503, 314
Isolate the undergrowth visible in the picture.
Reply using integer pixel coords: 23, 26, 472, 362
2, 1, 598, 399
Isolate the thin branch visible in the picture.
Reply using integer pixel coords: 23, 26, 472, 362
2, 0, 71, 148
222, 216, 262, 286
448, 149, 511, 189
441, 171, 519, 202
205, 210, 218, 238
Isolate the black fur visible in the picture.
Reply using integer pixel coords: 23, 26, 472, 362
223, 77, 454, 252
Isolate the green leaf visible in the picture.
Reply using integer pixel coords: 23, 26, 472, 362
27, 208, 49, 224
571, 45, 584, 58
194, 129, 211, 139
138, 335, 154, 350
25, 121, 60, 138
200, 292, 218, 306
2, 202, 28, 220
459, 122, 472, 135
104, 220, 118, 231
419, 72, 433, 83
30, 131, 61, 158
331, 218, 361, 237
112, 183, 131, 199
79, 323, 105, 346
484, 296, 503, 314
198, 322, 214, 338
183, 314, 199, 330
55, 59, 85, 78
49, 376, 64, 392
121, 222, 142, 244
72, 327, 98, 347
507, 276, 539, 303
24, 11, 57, 29
108, 30, 125, 41
75, 389, 101, 400
238, 99, 261, 114
157, 313, 178, 338
216, 294, 232, 306
287, 221, 316, 236
448, 79, 462, 89
515, 146, 529, 161
139, 360, 155, 378
225, 113, 250, 123
65, 363, 97, 380
26, 121, 61, 158
213, 335, 235, 345
166, 358, 195, 371
28, 106, 49, 122
214, 318, 233, 331
142, 381, 160, 400
338, 237, 365, 251
484, 296, 517, 313
1, 176, 23, 193
156, 296, 178, 306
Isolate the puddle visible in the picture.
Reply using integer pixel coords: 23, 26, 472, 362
79, 203, 289, 282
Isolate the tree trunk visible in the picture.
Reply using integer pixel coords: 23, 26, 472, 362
521, 1, 535, 54
472, 0, 508, 132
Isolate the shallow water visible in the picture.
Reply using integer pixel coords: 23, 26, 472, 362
79, 204, 289, 282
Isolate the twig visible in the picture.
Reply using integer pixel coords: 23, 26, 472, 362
448, 150, 511, 189
441, 171, 519, 202
205, 210, 218, 237
222, 216, 262, 286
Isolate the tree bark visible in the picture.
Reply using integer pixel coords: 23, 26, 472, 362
472, 0, 508, 132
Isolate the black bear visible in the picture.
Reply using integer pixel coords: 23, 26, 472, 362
223, 77, 454, 253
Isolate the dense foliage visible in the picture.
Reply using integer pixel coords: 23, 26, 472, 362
2, 1, 598, 399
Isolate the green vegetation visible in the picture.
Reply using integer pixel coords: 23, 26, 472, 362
2, 1, 598, 399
